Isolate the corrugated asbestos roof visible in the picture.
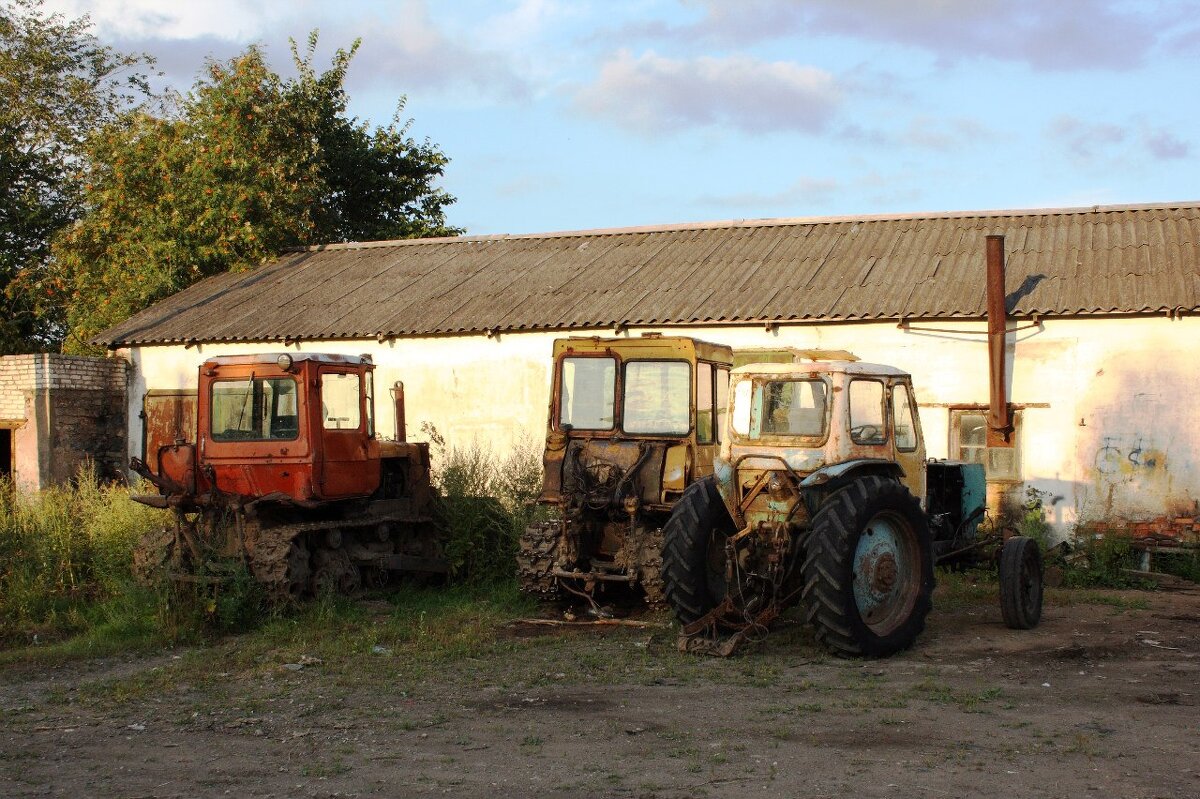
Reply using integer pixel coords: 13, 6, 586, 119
95, 202, 1200, 347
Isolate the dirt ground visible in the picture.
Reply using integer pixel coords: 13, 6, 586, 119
2, 585, 1199, 799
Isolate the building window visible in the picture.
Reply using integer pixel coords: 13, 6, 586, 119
949, 408, 1021, 481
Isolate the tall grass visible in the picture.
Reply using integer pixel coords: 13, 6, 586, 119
422, 424, 549, 584
0, 463, 167, 647
1, 434, 547, 661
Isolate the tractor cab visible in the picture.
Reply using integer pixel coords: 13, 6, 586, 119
519, 334, 734, 603
716, 359, 927, 530
136, 353, 384, 509
130, 352, 442, 601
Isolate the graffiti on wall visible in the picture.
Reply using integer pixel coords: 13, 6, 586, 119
1093, 436, 1166, 477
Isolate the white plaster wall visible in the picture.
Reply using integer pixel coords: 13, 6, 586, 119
122, 314, 1200, 538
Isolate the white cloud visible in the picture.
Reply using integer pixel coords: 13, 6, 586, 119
345, 2, 532, 100
1143, 129, 1190, 160
1047, 115, 1128, 162
46, 0, 532, 102
574, 50, 840, 135
669, 0, 1183, 71
1047, 116, 1190, 165
42, 0, 297, 41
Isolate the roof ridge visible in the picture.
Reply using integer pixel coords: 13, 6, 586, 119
286, 201, 1200, 252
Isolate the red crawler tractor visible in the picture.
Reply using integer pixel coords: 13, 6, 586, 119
130, 353, 444, 600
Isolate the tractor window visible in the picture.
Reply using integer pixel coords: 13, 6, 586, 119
732, 379, 752, 436
623, 360, 690, 436
893, 385, 918, 451
696, 362, 714, 443
322, 372, 362, 430
559, 356, 616, 430
731, 378, 827, 439
211, 377, 299, 441
716, 367, 729, 443
760, 380, 827, 437
365, 371, 375, 437
849, 380, 887, 445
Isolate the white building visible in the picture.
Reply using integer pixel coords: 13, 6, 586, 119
96, 203, 1200, 539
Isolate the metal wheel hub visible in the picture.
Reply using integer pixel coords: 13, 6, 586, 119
852, 515, 915, 631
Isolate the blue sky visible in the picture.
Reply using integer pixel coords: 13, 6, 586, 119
45, 0, 1200, 236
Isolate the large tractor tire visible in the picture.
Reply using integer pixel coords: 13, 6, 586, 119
662, 476, 737, 625
517, 520, 564, 601
802, 475, 934, 658
999, 535, 1043, 630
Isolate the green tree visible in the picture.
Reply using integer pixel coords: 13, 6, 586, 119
48, 33, 459, 353
0, 0, 151, 352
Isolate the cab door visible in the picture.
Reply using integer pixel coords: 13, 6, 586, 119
889, 381, 926, 503
316, 367, 376, 499
691, 362, 730, 478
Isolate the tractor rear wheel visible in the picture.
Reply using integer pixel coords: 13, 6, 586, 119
999, 536, 1043, 629
662, 476, 737, 625
802, 475, 933, 658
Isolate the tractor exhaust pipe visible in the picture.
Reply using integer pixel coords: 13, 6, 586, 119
986, 235, 1012, 446
392, 381, 407, 442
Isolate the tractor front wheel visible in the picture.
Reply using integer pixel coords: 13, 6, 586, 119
802, 475, 934, 658
662, 476, 737, 626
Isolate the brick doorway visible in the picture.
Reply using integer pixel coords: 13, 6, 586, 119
0, 428, 10, 479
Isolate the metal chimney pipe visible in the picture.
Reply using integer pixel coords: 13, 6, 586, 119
392, 381, 407, 442
986, 235, 1012, 446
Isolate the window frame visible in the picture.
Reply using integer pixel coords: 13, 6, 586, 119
620, 358, 693, 438
691, 359, 715, 441
728, 376, 832, 443
848, 378, 889, 446
948, 406, 1023, 482
320, 369, 364, 432
891, 384, 919, 453
555, 353, 619, 432
715, 366, 730, 444
209, 375, 301, 443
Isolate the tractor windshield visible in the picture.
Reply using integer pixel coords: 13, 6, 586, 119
559, 356, 616, 430
211, 377, 299, 441
731, 378, 828, 439
623, 360, 690, 436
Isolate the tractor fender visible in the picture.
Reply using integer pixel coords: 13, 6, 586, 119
799, 459, 906, 512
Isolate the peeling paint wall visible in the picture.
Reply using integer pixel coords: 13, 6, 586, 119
123, 314, 1200, 540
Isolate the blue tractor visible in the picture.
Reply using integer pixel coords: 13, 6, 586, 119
662, 357, 1042, 657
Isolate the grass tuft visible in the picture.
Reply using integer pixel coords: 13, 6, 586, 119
0, 464, 168, 649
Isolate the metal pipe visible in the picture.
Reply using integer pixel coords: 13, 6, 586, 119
986, 235, 1013, 446
391, 381, 407, 442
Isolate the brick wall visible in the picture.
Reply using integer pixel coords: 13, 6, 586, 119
0, 354, 128, 489
0, 354, 36, 420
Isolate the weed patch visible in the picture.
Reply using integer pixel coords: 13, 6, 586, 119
0, 467, 167, 648
423, 425, 550, 585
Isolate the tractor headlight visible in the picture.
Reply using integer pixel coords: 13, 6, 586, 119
276, 354, 294, 371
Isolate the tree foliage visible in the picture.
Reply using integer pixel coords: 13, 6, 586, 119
0, 0, 151, 352
47, 33, 459, 353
